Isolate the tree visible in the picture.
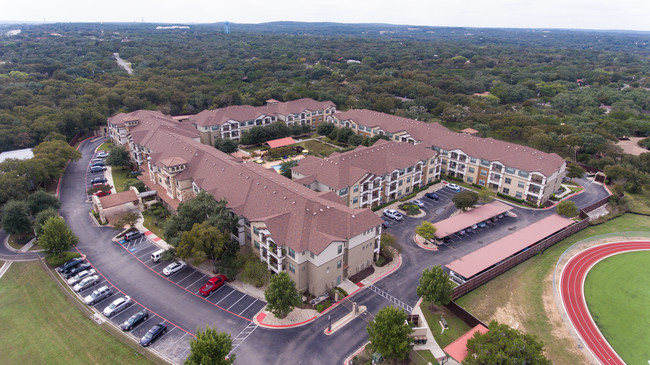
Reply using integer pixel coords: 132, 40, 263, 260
566, 163, 585, 182
452, 190, 479, 211
27, 190, 60, 215
556, 200, 579, 217
415, 221, 437, 242
34, 208, 58, 236
124, 178, 146, 192
366, 306, 413, 360
279, 160, 298, 178
164, 191, 220, 246
2, 200, 32, 235
214, 138, 239, 154
416, 266, 454, 307
177, 222, 227, 269
38, 216, 78, 256
105, 145, 132, 168
115, 212, 140, 231
186, 325, 234, 365
464, 321, 551, 365
264, 271, 301, 318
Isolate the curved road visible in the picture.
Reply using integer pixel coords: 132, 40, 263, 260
560, 241, 650, 365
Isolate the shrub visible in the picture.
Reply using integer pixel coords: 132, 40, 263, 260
471, 183, 484, 189
445, 174, 463, 182
398, 203, 420, 215
316, 300, 332, 313
497, 192, 525, 204
160, 248, 176, 262
375, 256, 386, 267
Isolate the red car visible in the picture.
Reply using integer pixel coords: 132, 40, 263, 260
94, 190, 112, 197
199, 275, 227, 296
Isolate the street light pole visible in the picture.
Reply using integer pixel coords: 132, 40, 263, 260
328, 314, 331, 332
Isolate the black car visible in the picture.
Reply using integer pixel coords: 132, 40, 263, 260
91, 177, 108, 185
91, 161, 105, 167
381, 219, 392, 229
140, 323, 167, 347
63, 263, 92, 279
120, 310, 149, 331
57, 257, 84, 273
425, 192, 439, 200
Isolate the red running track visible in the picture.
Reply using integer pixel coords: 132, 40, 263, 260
560, 241, 650, 365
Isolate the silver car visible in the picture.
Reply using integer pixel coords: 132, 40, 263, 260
66, 269, 96, 286
103, 296, 131, 317
84, 285, 113, 305
73, 275, 99, 292
163, 261, 187, 276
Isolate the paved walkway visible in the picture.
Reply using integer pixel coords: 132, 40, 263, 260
411, 299, 447, 361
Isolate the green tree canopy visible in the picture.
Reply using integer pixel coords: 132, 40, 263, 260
186, 325, 234, 365
415, 221, 437, 242
27, 190, 61, 215
214, 138, 239, 154
177, 221, 228, 268
2, 200, 32, 235
105, 145, 132, 168
416, 265, 454, 307
279, 159, 298, 179
34, 208, 58, 236
556, 200, 579, 217
264, 271, 301, 318
452, 190, 479, 211
38, 216, 78, 256
366, 306, 413, 360
566, 163, 586, 181
464, 321, 551, 365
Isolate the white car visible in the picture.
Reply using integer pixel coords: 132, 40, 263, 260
103, 296, 131, 317
383, 209, 403, 221
66, 269, 96, 286
446, 183, 461, 192
410, 199, 425, 208
162, 261, 187, 276
96, 151, 109, 158
84, 285, 113, 305
72, 275, 99, 292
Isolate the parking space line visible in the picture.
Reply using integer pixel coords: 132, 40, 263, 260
185, 274, 207, 290
204, 283, 227, 298
166, 332, 189, 349
152, 326, 176, 345
150, 261, 168, 271
167, 267, 189, 279
175, 271, 197, 284
226, 293, 247, 311
238, 299, 258, 316
215, 288, 236, 304
136, 248, 157, 260
131, 314, 157, 332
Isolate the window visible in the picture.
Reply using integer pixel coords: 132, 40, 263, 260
254, 241, 260, 249
310, 251, 314, 259
352, 197, 358, 204
288, 248, 295, 258
502, 188, 510, 194
516, 192, 523, 199
337, 260, 342, 269
467, 177, 474, 182
518, 171, 530, 178
479, 180, 485, 186
338, 187, 348, 196
429, 168, 433, 174
406, 177, 411, 183
407, 167, 413, 173
518, 181, 525, 188
253, 227, 259, 235
353, 185, 359, 193
470, 157, 477, 163
481, 159, 490, 167
505, 178, 512, 184
505, 167, 516, 174
468, 167, 475, 173
338, 245, 342, 254
480, 170, 487, 176
289, 263, 296, 273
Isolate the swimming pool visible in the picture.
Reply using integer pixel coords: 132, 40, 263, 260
271, 165, 282, 173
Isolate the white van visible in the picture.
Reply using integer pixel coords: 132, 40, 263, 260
151, 249, 165, 263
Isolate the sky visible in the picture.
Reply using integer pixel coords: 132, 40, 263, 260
3, 0, 650, 31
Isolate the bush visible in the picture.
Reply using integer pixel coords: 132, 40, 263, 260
398, 192, 418, 202
471, 183, 484, 189
497, 192, 525, 204
336, 287, 348, 297
445, 174, 463, 182
398, 203, 420, 215
45, 251, 81, 267
240, 251, 270, 287
375, 256, 386, 267
160, 248, 176, 262
315, 300, 332, 313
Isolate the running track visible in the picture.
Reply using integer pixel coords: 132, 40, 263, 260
560, 241, 650, 365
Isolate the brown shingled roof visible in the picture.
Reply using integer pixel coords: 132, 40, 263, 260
98, 190, 138, 209
293, 140, 436, 190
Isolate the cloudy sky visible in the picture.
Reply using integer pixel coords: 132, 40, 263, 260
3, 0, 650, 31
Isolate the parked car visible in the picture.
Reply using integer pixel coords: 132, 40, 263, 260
446, 183, 461, 192
381, 219, 392, 229
140, 323, 167, 347
163, 261, 187, 276
94, 190, 111, 197
90, 177, 108, 185
424, 192, 439, 200
95, 151, 109, 158
91, 158, 104, 163
84, 285, 112, 305
90, 166, 106, 173
129, 170, 142, 177
124, 231, 143, 241
103, 296, 131, 317
470, 224, 478, 230
91, 161, 105, 167
199, 275, 228, 296
57, 257, 84, 273
477, 221, 487, 228
497, 213, 504, 219
63, 263, 91, 279
92, 182, 109, 188
66, 269, 96, 286
410, 199, 425, 208
120, 310, 149, 331
382, 209, 403, 221
73, 275, 99, 292
458, 229, 466, 236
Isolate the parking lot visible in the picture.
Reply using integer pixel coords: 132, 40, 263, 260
118, 237, 266, 320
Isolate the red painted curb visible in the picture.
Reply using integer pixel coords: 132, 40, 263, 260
413, 234, 439, 251
257, 315, 318, 328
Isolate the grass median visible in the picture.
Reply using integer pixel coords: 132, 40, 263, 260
585, 250, 650, 365
455, 213, 650, 364
0, 261, 151, 365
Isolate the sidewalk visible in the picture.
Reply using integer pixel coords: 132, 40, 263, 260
411, 299, 448, 362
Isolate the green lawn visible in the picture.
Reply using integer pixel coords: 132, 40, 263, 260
111, 166, 129, 193
420, 301, 471, 348
455, 213, 650, 365
626, 188, 650, 215
585, 251, 650, 365
0, 262, 151, 365
96, 142, 113, 152
410, 350, 439, 365
142, 213, 165, 239
296, 139, 340, 157
7, 233, 34, 251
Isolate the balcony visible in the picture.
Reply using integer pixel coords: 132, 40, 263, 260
526, 184, 543, 196
531, 175, 544, 184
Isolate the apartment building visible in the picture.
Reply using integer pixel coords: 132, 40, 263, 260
112, 111, 382, 296
292, 140, 441, 208
333, 109, 566, 205
186, 98, 336, 146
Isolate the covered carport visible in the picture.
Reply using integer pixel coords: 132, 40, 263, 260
432, 200, 512, 240
445, 214, 574, 282
92, 187, 143, 224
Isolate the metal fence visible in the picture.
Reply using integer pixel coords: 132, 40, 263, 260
444, 301, 488, 328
